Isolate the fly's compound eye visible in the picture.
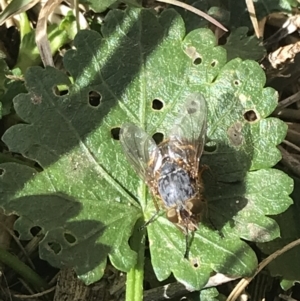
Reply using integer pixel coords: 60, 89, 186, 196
167, 208, 179, 223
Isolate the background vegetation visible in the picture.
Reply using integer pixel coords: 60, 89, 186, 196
0, 0, 299, 300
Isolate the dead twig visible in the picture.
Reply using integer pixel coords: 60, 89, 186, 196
155, 0, 227, 32
226, 238, 300, 301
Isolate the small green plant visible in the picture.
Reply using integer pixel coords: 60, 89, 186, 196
0, 7, 293, 299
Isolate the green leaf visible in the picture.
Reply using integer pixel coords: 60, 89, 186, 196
177, 0, 230, 34
148, 220, 257, 288
0, 60, 26, 116
80, 0, 142, 13
0, 59, 8, 117
80, 0, 118, 12
0, 245, 49, 290
16, 13, 77, 72
208, 169, 293, 242
0, 0, 39, 26
0, 8, 293, 290
228, 0, 294, 28
223, 27, 266, 61
257, 176, 300, 290
280, 279, 294, 291
199, 287, 226, 301
3, 71, 26, 116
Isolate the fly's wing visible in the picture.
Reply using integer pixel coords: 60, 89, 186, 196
120, 123, 160, 183
167, 93, 207, 176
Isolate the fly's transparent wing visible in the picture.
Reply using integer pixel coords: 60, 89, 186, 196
120, 123, 159, 182
168, 93, 207, 175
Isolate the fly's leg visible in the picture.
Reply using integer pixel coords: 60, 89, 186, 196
139, 194, 162, 230
198, 164, 209, 177
151, 192, 160, 212
140, 211, 160, 230
184, 233, 190, 259
184, 229, 195, 259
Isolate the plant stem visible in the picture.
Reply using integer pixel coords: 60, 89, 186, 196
125, 218, 146, 301
0, 246, 49, 290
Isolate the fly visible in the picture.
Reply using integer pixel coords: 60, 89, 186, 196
119, 93, 207, 258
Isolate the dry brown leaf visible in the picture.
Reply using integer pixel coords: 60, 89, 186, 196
35, 0, 63, 67
156, 0, 227, 32
245, 0, 261, 38
269, 42, 300, 68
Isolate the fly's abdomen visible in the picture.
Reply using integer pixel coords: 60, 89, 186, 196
158, 162, 195, 207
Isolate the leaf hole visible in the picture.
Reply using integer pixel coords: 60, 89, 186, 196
64, 232, 77, 244
244, 110, 258, 122
234, 80, 241, 86
34, 162, 41, 169
30, 226, 42, 236
204, 141, 217, 153
190, 257, 200, 269
152, 99, 164, 110
152, 132, 164, 145
193, 57, 202, 65
111, 127, 120, 140
211, 60, 217, 67
88, 91, 102, 107
0, 168, 5, 176
52, 86, 69, 96
48, 241, 62, 254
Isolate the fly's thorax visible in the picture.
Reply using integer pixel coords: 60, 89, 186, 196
160, 161, 177, 174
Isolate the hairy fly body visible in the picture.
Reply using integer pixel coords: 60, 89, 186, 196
120, 93, 207, 252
